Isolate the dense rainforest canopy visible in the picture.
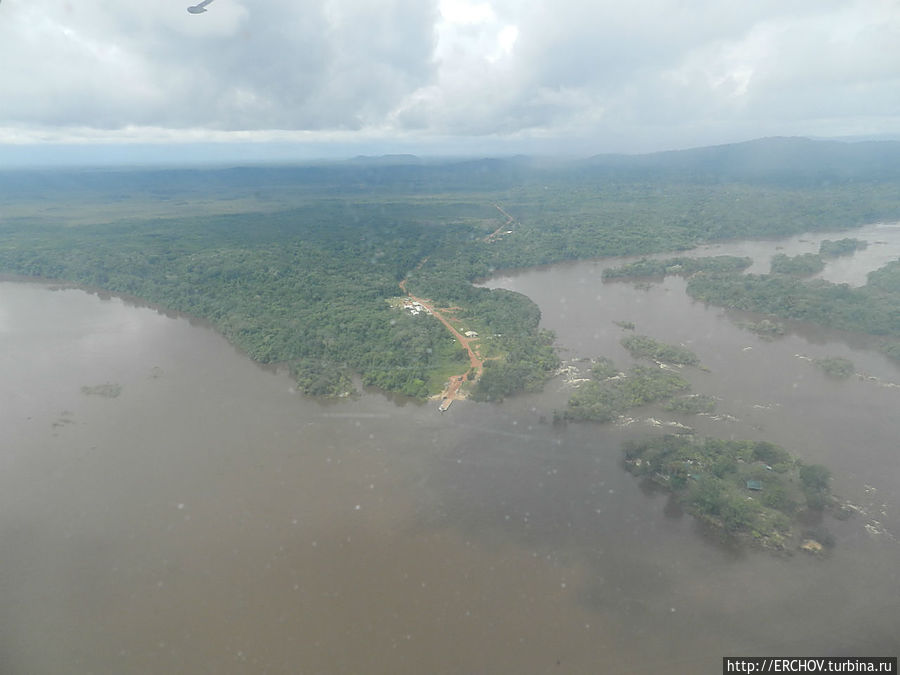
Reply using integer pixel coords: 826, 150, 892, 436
1, 138, 899, 399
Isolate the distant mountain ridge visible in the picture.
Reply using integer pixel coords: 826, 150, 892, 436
581, 136, 900, 184
2, 138, 899, 197
346, 154, 423, 165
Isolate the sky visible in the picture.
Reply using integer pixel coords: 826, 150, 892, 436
0, 0, 898, 164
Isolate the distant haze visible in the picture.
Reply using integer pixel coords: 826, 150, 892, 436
1, 0, 898, 165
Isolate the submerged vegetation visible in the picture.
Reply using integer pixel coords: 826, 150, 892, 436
621, 334, 700, 366
664, 394, 717, 414
742, 318, 786, 339
820, 238, 867, 257
590, 356, 620, 380
81, 383, 123, 398
623, 435, 834, 551
813, 356, 855, 378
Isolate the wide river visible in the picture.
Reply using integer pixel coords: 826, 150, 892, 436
1, 223, 899, 673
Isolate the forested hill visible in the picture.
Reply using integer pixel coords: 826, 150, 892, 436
581, 137, 900, 185
5, 137, 899, 205
2, 137, 900, 401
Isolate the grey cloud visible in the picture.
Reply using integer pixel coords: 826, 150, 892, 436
0, 0, 897, 152
415, 0, 900, 147
0, 0, 439, 131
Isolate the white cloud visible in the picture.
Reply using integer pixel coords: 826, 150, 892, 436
440, 0, 496, 25
0, 0, 898, 156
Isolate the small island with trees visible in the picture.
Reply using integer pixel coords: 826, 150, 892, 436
813, 356, 855, 378
601, 255, 752, 281
623, 434, 836, 553
603, 250, 900, 367
741, 318, 786, 339
819, 238, 868, 257
560, 331, 844, 554
770, 252, 826, 277
563, 362, 694, 423
561, 335, 707, 423
621, 334, 701, 366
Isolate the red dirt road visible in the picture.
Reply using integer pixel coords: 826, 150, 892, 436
399, 278, 483, 404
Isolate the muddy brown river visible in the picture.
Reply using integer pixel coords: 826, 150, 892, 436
1, 223, 898, 673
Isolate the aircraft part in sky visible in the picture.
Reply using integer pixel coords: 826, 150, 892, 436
187, 0, 214, 14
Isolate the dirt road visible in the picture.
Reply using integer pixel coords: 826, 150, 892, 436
485, 203, 516, 242
398, 278, 483, 406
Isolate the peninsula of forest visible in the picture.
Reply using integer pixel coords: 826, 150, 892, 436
2, 137, 900, 401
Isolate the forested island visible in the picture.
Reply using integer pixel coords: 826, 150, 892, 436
623, 435, 836, 552
600, 255, 753, 280
820, 238, 868, 257
561, 334, 707, 422
604, 253, 900, 363
813, 356, 856, 378
2, 137, 900, 400
770, 252, 825, 277
557, 328, 843, 552
686, 262, 900, 362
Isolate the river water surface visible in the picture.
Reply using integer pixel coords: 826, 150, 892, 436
1, 224, 899, 673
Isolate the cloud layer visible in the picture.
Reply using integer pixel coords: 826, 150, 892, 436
1, 0, 898, 154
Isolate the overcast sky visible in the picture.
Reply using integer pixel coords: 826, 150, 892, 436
1, 0, 898, 163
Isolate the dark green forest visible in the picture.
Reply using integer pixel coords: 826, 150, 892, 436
2, 138, 900, 399
770, 252, 826, 277
604, 253, 900, 363
686, 264, 900, 361
623, 434, 835, 550
819, 238, 867, 257
561, 334, 706, 423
